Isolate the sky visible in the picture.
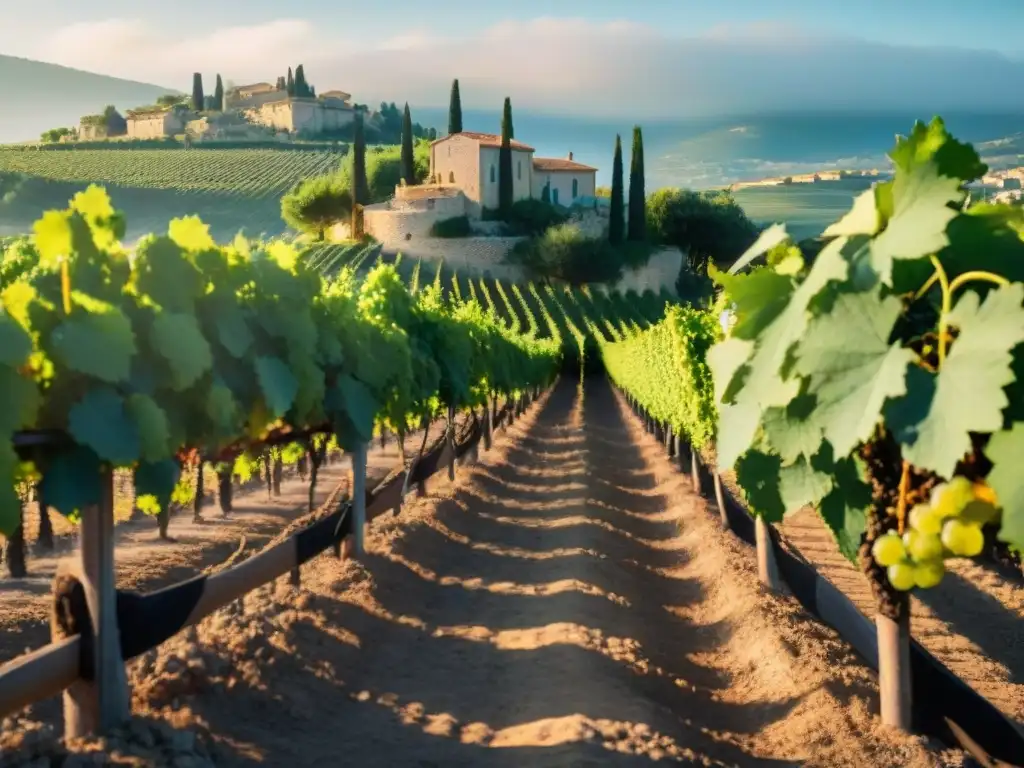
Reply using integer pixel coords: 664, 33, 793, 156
3, 1, 1024, 117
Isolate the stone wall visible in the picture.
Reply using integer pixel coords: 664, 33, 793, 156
383, 237, 525, 281
363, 194, 468, 244
606, 247, 682, 294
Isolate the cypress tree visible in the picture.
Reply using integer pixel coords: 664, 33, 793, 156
448, 79, 463, 134
191, 73, 204, 112
352, 112, 370, 205
214, 74, 224, 111
627, 125, 646, 241
498, 97, 514, 214
286, 67, 295, 97
609, 134, 625, 243
276, 76, 286, 91
295, 65, 309, 97
401, 103, 415, 185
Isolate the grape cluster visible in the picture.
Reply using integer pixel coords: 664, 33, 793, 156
871, 477, 998, 591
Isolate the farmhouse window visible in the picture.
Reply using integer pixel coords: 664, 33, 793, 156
517, 161, 521, 180
449, 171, 455, 183
572, 178, 579, 198
490, 165, 496, 183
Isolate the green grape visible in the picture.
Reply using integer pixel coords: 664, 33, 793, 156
871, 532, 907, 567
887, 562, 917, 591
929, 477, 975, 519
903, 530, 944, 562
941, 519, 985, 557
960, 499, 999, 526
908, 503, 942, 535
913, 559, 945, 589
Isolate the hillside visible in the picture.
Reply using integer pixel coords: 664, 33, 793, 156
0, 55, 177, 143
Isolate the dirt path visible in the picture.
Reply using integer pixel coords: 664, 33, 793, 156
94, 379, 954, 767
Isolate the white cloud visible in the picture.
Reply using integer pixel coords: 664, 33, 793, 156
32, 16, 1024, 116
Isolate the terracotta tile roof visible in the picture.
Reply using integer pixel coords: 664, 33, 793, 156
532, 157, 598, 172
431, 131, 534, 151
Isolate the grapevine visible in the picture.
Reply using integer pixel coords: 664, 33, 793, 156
0, 185, 560, 534
705, 117, 1024, 599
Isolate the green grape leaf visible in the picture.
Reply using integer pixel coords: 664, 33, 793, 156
0, 313, 32, 366
32, 210, 73, 268
794, 290, 914, 457
168, 216, 216, 253
735, 449, 784, 521
70, 185, 115, 221
716, 401, 761, 471
985, 423, 1024, 550
0, 367, 40, 433
822, 188, 881, 238
150, 312, 213, 391
870, 161, 963, 284
761, 390, 823, 464
126, 393, 171, 462
707, 337, 752, 405
135, 459, 181, 516
934, 204, 1024, 288
0, 443, 21, 535
328, 374, 379, 449
50, 300, 136, 383
40, 445, 102, 516
133, 236, 204, 313
213, 305, 253, 358
710, 266, 793, 341
206, 382, 240, 433
69, 387, 141, 465
728, 223, 790, 274
889, 117, 987, 182
817, 455, 870, 563
256, 355, 298, 418
888, 284, 1024, 478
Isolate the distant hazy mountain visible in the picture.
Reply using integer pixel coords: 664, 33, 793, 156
0, 55, 177, 143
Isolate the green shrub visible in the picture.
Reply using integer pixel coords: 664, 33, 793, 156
647, 188, 759, 276
281, 175, 353, 240
430, 215, 471, 238
335, 141, 429, 203
481, 199, 568, 236
508, 223, 622, 285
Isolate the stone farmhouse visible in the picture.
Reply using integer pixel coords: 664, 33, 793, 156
126, 106, 189, 140
225, 83, 356, 136
428, 131, 597, 216
361, 131, 600, 267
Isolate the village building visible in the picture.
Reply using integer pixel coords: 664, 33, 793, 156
223, 83, 286, 111
126, 107, 190, 140
428, 132, 598, 216
248, 94, 355, 136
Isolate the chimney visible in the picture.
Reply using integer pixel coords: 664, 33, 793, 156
567, 151, 574, 161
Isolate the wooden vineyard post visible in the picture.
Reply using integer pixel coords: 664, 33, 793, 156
877, 612, 912, 729
665, 425, 674, 457
483, 404, 492, 451
63, 468, 129, 738
754, 515, 782, 590
446, 406, 456, 481
352, 443, 367, 556
690, 446, 702, 494
713, 471, 730, 532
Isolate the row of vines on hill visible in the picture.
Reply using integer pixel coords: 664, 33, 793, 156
599, 118, 1024, 730
0, 185, 563, 538
0, 149, 342, 198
